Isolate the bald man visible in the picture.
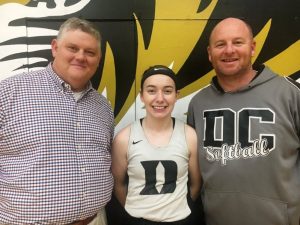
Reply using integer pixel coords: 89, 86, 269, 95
187, 17, 300, 225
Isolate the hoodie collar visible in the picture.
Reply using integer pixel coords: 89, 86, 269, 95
212, 64, 274, 93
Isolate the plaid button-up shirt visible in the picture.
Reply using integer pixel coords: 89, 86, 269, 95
0, 64, 114, 224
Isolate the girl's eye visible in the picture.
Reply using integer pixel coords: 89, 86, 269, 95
164, 90, 172, 94
147, 89, 156, 94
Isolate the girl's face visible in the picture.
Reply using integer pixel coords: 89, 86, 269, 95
140, 74, 178, 120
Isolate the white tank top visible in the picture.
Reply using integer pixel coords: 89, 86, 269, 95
125, 119, 191, 222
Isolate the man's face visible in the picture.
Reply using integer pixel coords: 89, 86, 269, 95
207, 18, 256, 79
51, 29, 101, 91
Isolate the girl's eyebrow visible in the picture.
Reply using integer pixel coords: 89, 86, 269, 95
145, 85, 175, 88
145, 85, 156, 88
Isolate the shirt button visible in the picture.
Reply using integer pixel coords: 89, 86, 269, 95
81, 168, 86, 172
76, 122, 80, 127
65, 84, 71, 90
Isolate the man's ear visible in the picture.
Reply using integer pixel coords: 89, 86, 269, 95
251, 40, 256, 57
207, 46, 212, 62
51, 39, 58, 58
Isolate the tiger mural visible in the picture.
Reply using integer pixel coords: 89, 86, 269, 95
0, 0, 299, 131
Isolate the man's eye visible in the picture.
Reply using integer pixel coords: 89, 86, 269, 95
86, 51, 96, 56
215, 43, 224, 48
68, 46, 77, 52
234, 41, 243, 46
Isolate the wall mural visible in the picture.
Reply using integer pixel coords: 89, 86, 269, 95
0, 0, 299, 132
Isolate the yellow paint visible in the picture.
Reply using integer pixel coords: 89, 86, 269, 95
265, 40, 300, 76
252, 19, 272, 63
100, 0, 300, 124
0, 0, 29, 5
180, 70, 215, 97
98, 42, 116, 109
115, 0, 218, 123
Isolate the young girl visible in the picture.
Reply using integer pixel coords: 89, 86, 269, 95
112, 65, 201, 225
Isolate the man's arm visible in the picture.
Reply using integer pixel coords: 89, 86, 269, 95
187, 102, 195, 128
185, 124, 201, 201
111, 125, 130, 206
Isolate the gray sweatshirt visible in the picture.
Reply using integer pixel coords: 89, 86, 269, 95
187, 65, 300, 225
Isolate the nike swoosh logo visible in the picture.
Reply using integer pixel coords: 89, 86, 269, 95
132, 140, 143, 144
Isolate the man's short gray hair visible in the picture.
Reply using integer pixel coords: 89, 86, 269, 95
57, 17, 101, 48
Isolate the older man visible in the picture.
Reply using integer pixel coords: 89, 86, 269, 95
0, 17, 114, 225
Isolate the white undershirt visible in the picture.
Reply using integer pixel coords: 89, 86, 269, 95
73, 91, 84, 101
